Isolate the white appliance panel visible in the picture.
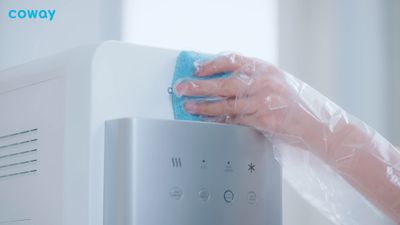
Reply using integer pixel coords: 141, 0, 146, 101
0, 78, 65, 224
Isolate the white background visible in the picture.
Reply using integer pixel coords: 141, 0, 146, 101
121, 0, 278, 64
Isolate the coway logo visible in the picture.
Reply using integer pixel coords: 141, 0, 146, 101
8, 9, 56, 21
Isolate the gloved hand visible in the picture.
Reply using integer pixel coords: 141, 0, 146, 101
175, 53, 400, 223
175, 53, 341, 151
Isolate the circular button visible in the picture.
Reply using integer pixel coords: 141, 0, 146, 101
224, 190, 234, 203
248, 191, 257, 205
198, 188, 210, 202
169, 187, 183, 200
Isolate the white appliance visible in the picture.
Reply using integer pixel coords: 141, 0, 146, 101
0, 41, 282, 225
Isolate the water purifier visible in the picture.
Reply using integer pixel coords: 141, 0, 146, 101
0, 41, 282, 225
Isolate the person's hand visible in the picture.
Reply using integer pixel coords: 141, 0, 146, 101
174, 53, 338, 147
175, 53, 400, 223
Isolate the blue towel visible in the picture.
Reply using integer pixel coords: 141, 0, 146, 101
171, 51, 230, 121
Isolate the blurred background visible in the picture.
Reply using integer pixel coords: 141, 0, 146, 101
1, 0, 399, 224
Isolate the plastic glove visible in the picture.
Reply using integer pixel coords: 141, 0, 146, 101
175, 53, 400, 223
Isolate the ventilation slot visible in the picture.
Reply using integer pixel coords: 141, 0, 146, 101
0, 129, 38, 180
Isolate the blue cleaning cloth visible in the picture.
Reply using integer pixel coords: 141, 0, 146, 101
171, 51, 230, 121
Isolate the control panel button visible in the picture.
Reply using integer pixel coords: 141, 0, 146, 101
200, 159, 207, 169
224, 189, 234, 203
248, 162, 255, 173
169, 187, 183, 200
171, 157, 182, 168
224, 161, 233, 172
248, 191, 257, 205
198, 188, 210, 202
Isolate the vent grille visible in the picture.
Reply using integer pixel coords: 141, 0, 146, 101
0, 129, 38, 180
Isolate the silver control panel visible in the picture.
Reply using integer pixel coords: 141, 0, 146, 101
104, 118, 282, 225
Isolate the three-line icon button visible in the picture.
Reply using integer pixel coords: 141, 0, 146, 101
171, 157, 182, 168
